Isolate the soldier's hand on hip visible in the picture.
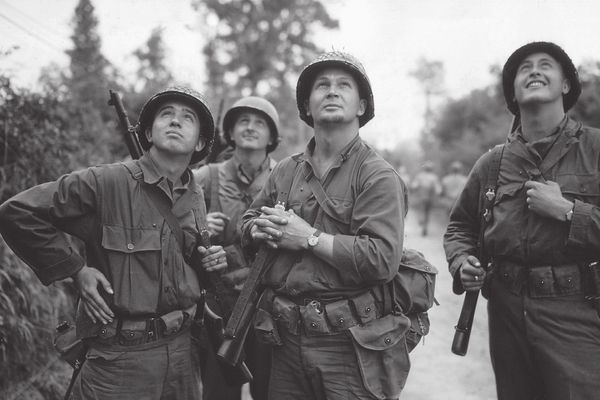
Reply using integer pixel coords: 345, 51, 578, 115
460, 256, 486, 291
524, 180, 573, 221
197, 245, 228, 272
73, 266, 115, 324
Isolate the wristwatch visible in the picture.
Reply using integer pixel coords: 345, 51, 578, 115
307, 230, 322, 248
565, 204, 574, 222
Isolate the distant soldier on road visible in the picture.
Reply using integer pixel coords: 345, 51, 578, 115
440, 160, 467, 214
410, 161, 441, 236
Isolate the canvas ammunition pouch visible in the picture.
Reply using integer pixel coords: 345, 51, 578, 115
348, 313, 411, 399
94, 305, 196, 347
492, 260, 583, 298
54, 321, 88, 369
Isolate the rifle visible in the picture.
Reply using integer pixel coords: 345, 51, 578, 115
217, 162, 299, 366
108, 89, 143, 159
206, 98, 226, 164
197, 229, 253, 384
451, 126, 508, 356
218, 246, 271, 367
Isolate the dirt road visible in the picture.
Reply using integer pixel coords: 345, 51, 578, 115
401, 210, 496, 399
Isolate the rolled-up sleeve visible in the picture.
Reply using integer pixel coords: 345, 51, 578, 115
0, 168, 98, 285
332, 161, 405, 285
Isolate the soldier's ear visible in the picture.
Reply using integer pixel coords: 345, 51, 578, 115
145, 128, 153, 144
356, 99, 366, 117
562, 79, 571, 95
304, 100, 311, 116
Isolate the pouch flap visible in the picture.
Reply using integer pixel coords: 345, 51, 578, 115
349, 313, 410, 350
102, 225, 161, 253
400, 248, 438, 275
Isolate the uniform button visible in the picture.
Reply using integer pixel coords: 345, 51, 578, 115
129, 332, 134, 337
365, 307, 372, 313
338, 317, 344, 325
100, 329, 106, 335
310, 322, 318, 328
539, 279, 545, 286
127, 243, 134, 250
425, 266, 431, 271
503, 273, 509, 279
152, 223, 157, 228
384, 337, 392, 345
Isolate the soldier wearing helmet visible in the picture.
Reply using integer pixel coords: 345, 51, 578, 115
193, 95, 279, 400
445, 42, 600, 400
239, 51, 409, 399
0, 86, 228, 399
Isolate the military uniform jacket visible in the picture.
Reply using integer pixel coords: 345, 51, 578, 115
0, 154, 205, 336
240, 135, 405, 300
445, 117, 600, 278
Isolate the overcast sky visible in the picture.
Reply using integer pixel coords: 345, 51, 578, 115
2, 0, 600, 150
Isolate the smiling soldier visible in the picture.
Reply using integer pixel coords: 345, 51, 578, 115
193, 96, 280, 400
445, 42, 600, 400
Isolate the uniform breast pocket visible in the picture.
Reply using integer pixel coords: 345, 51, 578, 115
557, 174, 600, 205
101, 225, 162, 311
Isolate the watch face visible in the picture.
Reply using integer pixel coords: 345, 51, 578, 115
308, 236, 318, 247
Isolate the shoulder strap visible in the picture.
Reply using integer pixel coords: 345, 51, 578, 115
122, 160, 143, 181
207, 163, 221, 212
141, 184, 186, 255
478, 144, 505, 259
275, 156, 301, 208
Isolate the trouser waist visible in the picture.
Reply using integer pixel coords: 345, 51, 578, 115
95, 304, 196, 346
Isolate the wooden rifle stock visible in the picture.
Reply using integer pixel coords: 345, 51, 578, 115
218, 246, 271, 367
197, 229, 253, 384
108, 89, 144, 159
451, 290, 479, 356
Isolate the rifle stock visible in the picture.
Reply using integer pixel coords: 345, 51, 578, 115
196, 229, 253, 383
218, 247, 271, 367
108, 89, 143, 160
451, 290, 479, 356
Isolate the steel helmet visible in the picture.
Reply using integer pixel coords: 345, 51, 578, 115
502, 41, 581, 115
222, 96, 280, 153
137, 86, 215, 164
296, 51, 374, 127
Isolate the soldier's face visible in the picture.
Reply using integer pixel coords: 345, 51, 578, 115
230, 111, 272, 151
513, 52, 570, 111
306, 68, 366, 126
146, 101, 204, 157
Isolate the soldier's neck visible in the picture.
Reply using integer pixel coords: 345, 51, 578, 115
148, 148, 189, 184
234, 149, 268, 177
519, 105, 565, 143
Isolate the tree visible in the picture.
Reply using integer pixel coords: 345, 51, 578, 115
571, 61, 600, 129
192, 0, 339, 158
410, 57, 446, 150
132, 27, 174, 95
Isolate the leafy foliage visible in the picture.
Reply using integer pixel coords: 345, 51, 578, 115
193, 0, 339, 158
